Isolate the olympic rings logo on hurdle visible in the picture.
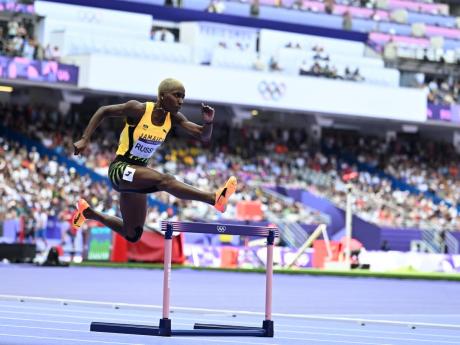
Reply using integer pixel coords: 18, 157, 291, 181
258, 81, 286, 101
216, 226, 227, 233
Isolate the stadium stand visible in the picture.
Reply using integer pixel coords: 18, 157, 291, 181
2, 100, 458, 233
5, 5, 460, 345
1, 0, 459, 259
177, 0, 460, 80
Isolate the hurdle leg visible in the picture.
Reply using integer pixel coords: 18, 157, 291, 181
263, 230, 275, 337
159, 224, 173, 336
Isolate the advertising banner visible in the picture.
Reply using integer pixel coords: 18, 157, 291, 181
361, 251, 460, 273
87, 226, 112, 261
427, 103, 460, 124
0, 1, 34, 14
0, 57, 79, 85
184, 244, 313, 268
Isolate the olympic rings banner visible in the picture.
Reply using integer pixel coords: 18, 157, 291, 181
72, 54, 426, 122
0, 56, 79, 85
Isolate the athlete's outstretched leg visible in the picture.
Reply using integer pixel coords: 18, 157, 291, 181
116, 165, 237, 211
156, 173, 237, 212
118, 166, 215, 204
72, 193, 147, 242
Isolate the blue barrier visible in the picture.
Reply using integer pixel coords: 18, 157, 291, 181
43, 0, 367, 42
277, 186, 381, 250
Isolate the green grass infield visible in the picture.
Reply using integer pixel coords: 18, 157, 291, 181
72, 261, 460, 281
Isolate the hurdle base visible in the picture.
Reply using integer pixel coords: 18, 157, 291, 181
158, 318, 171, 336
263, 319, 274, 337
174, 328, 266, 336
194, 320, 274, 337
90, 320, 273, 337
90, 322, 159, 336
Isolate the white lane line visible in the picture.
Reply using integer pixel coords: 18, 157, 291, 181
0, 316, 87, 325
277, 337, 383, 345
0, 304, 161, 318
253, 314, 460, 331
276, 327, 460, 338
0, 326, 278, 345
277, 330, 460, 344
0, 332, 398, 345
178, 338, 279, 345
0, 323, 397, 345
1, 294, 460, 331
0, 333, 142, 345
1, 305, 459, 340
0, 314, 275, 343
0, 295, 162, 310
0, 323, 110, 334
325, 314, 460, 318
15, 302, 460, 318
0, 311, 457, 344
0, 310, 159, 324
2, 313, 457, 342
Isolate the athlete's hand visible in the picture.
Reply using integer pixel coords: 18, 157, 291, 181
201, 103, 215, 124
73, 138, 89, 155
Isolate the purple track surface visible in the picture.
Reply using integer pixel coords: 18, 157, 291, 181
1, 264, 460, 345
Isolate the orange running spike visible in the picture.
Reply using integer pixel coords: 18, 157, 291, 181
214, 176, 237, 213
71, 198, 90, 230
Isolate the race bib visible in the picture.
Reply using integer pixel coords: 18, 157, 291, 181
122, 166, 136, 182
130, 138, 162, 159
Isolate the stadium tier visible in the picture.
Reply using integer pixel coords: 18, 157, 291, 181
0, 0, 460, 275
2, 2, 460, 343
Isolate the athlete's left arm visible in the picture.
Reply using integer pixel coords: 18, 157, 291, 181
173, 103, 214, 142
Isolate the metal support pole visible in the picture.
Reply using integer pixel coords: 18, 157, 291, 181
345, 183, 353, 269
265, 231, 274, 320
286, 224, 326, 268
263, 230, 275, 337
159, 223, 173, 336
321, 225, 332, 260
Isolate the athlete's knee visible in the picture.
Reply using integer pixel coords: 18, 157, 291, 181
124, 226, 143, 243
157, 173, 176, 191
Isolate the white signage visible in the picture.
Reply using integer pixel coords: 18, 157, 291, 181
67, 54, 426, 122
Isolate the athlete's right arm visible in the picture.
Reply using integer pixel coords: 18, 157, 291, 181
73, 100, 145, 155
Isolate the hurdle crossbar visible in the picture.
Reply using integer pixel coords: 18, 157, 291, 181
90, 221, 279, 337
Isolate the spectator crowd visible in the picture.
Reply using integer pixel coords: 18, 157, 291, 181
0, 11, 61, 62
2, 102, 459, 241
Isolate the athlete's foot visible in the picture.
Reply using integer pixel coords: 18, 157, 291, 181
214, 176, 237, 213
71, 198, 90, 230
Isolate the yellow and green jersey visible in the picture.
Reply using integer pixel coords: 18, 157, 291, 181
115, 102, 171, 166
